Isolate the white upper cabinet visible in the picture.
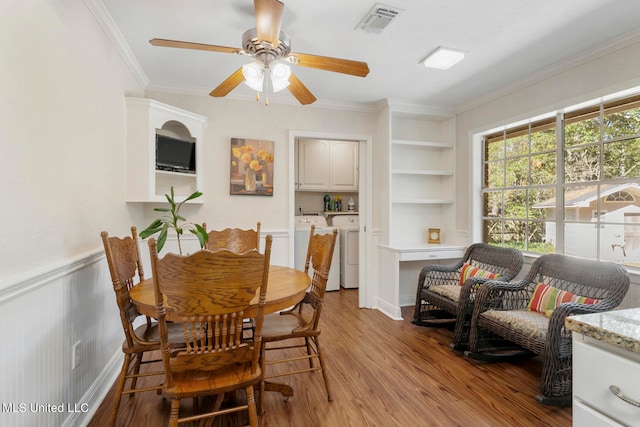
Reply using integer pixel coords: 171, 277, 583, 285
297, 139, 330, 191
329, 140, 359, 191
296, 139, 358, 192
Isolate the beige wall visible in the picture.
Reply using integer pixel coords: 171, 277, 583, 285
453, 35, 640, 308
1, 0, 144, 285
141, 91, 376, 234
454, 35, 640, 241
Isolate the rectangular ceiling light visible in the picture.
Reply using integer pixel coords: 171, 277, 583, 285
421, 46, 465, 70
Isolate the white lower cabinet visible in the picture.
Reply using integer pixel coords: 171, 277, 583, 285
573, 400, 625, 427
573, 336, 640, 426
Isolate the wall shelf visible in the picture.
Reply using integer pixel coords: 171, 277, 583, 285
125, 98, 207, 203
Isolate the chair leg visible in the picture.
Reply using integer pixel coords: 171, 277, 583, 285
129, 352, 143, 393
258, 342, 266, 415
246, 385, 258, 427
305, 337, 314, 369
109, 353, 131, 427
169, 399, 180, 427
314, 336, 332, 402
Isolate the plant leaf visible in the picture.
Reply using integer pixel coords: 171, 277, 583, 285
191, 225, 208, 248
139, 219, 164, 239
165, 192, 176, 210
156, 227, 168, 252
184, 191, 203, 202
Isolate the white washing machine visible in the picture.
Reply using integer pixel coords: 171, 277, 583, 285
294, 215, 340, 291
331, 215, 359, 289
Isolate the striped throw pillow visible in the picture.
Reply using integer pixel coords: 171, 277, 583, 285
459, 263, 500, 286
526, 283, 600, 317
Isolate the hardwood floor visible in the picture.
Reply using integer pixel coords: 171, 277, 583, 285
89, 289, 572, 426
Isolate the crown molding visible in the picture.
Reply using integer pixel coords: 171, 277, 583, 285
456, 28, 640, 114
84, 0, 149, 88
145, 82, 379, 113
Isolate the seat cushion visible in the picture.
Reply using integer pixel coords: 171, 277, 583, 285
482, 309, 549, 339
125, 320, 185, 351
429, 284, 462, 302
459, 263, 500, 286
262, 311, 312, 340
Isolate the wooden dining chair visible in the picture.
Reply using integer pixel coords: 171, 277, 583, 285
203, 221, 262, 340
101, 227, 185, 427
148, 235, 273, 427
203, 221, 261, 253
258, 225, 338, 414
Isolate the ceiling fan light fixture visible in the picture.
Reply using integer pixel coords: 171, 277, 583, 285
242, 61, 265, 91
270, 62, 291, 92
421, 46, 465, 70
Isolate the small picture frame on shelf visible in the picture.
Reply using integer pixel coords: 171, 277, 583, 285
428, 228, 441, 244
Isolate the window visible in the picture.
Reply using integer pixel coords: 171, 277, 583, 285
481, 91, 640, 267
606, 191, 634, 202
483, 117, 557, 253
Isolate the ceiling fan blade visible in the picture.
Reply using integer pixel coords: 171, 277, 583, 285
290, 52, 370, 77
254, 0, 284, 47
150, 38, 240, 55
287, 73, 317, 105
209, 68, 245, 97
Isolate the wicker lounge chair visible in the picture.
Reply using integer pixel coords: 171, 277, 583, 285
465, 253, 629, 406
412, 243, 524, 350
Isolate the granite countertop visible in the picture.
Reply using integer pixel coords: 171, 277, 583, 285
565, 308, 640, 354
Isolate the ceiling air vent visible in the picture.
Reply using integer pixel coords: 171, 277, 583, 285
356, 4, 402, 34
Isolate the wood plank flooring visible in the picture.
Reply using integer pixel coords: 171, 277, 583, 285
88, 289, 572, 426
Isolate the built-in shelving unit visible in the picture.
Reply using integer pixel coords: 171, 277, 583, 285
377, 101, 464, 320
125, 98, 207, 203
387, 108, 456, 247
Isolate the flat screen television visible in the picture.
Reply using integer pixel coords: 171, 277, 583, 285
155, 134, 196, 174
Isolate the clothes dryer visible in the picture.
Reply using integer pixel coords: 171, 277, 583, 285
294, 215, 340, 291
331, 215, 359, 289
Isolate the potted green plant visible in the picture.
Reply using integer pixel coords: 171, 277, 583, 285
139, 186, 208, 255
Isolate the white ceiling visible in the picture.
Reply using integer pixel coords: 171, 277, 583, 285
99, 0, 640, 109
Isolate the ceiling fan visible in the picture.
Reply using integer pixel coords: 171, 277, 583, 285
149, 0, 369, 105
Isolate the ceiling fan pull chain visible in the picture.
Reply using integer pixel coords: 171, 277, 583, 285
264, 65, 270, 105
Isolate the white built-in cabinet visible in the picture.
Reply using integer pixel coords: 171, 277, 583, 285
125, 98, 207, 203
573, 335, 640, 426
296, 139, 358, 192
388, 110, 456, 246
377, 102, 464, 319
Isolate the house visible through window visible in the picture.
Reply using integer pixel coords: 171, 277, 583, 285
481, 90, 640, 267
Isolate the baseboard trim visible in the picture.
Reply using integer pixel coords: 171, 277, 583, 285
62, 349, 122, 427
374, 297, 403, 320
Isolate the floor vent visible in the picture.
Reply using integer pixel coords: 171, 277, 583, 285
356, 4, 402, 33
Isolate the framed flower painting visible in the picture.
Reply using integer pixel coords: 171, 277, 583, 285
230, 138, 274, 196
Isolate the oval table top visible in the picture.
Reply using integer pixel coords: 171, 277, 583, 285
129, 265, 310, 318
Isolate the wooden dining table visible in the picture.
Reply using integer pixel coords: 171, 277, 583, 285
129, 264, 310, 318
128, 264, 311, 399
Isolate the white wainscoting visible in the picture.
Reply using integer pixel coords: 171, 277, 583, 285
0, 230, 291, 427
0, 250, 122, 427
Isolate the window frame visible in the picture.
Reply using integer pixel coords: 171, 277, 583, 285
476, 89, 640, 264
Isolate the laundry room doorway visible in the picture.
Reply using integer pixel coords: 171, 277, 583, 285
289, 130, 373, 309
